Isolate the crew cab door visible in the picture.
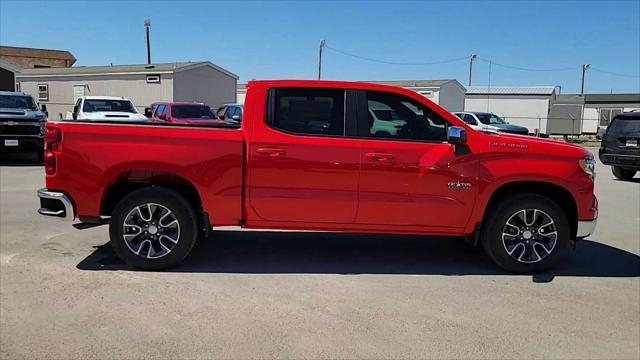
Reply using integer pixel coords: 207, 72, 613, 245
355, 90, 477, 228
247, 87, 361, 223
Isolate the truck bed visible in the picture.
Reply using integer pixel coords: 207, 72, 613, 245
45, 121, 244, 225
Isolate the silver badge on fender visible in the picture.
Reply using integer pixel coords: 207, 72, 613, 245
448, 181, 472, 189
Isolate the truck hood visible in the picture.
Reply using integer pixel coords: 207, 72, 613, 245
78, 112, 147, 121
484, 131, 592, 159
0, 107, 47, 121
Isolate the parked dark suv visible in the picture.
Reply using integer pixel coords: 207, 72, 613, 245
0, 91, 48, 162
599, 111, 640, 180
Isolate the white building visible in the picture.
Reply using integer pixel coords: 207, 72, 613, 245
465, 86, 557, 134
370, 80, 466, 112
17, 61, 238, 120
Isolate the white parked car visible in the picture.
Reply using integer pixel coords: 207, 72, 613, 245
66, 96, 147, 121
368, 100, 407, 136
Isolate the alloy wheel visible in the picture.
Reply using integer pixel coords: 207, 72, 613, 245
501, 209, 557, 264
122, 203, 181, 259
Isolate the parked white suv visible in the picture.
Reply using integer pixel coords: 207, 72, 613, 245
66, 96, 147, 121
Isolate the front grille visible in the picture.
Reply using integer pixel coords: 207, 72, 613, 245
0, 124, 41, 136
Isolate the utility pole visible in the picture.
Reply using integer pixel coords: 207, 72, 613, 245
468, 53, 477, 86
144, 19, 151, 65
580, 64, 590, 95
318, 39, 326, 80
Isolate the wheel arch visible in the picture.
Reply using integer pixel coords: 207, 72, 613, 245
482, 181, 578, 239
100, 169, 208, 227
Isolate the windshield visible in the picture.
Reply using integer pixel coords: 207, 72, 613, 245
83, 99, 136, 113
171, 105, 216, 119
476, 113, 507, 125
0, 95, 38, 110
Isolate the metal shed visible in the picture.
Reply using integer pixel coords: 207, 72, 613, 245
465, 86, 557, 134
16, 61, 238, 120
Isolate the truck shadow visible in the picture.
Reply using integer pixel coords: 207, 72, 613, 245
76, 230, 640, 281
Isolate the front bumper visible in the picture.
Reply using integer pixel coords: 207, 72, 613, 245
576, 218, 597, 238
37, 188, 74, 221
0, 135, 44, 150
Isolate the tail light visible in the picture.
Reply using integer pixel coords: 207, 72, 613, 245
44, 127, 61, 175
44, 127, 61, 150
44, 150, 56, 175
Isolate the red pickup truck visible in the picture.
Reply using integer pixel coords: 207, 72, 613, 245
37, 80, 597, 273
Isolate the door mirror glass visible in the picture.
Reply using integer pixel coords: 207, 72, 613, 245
448, 126, 467, 145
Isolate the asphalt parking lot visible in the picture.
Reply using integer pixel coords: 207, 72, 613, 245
1, 150, 639, 359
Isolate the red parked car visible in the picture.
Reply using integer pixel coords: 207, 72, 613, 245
37, 80, 597, 273
149, 102, 228, 126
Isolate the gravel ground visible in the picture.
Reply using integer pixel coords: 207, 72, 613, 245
1, 150, 639, 359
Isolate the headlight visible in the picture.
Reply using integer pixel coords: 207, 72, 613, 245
579, 157, 596, 179
39, 122, 46, 134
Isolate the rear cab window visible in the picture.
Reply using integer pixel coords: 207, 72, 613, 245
268, 88, 345, 136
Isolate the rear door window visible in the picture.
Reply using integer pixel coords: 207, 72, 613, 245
268, 88, 345, 136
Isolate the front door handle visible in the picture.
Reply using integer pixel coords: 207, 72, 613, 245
257, 147, 286, 157
365, 152, 394, 161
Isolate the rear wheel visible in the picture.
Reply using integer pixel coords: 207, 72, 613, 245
109, 186, 198, 270
612, 166, 637, 180
481, 193, 571, 273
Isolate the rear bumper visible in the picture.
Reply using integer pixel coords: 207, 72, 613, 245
37, 188, 74, 221
598, 150, 640, 169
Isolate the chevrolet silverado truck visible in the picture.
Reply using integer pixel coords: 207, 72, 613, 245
37, 80, 598, 273
1, 91, 48, 162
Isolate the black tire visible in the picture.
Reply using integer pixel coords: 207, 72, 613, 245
481, 193, 571, 273
109, 186, 198, 270
612, 166, 637, 180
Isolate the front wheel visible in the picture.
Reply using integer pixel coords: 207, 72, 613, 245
481, 193, 571, 273
612, 166, 637, 180
109, 186, 198, 270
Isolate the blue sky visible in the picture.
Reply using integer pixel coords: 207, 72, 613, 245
1, 0, 639, 93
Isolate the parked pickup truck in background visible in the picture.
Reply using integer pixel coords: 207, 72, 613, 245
1, 91, 48, 162
37, 80, 598, 273
149, 102, 229, 126
66, 96, 147, 122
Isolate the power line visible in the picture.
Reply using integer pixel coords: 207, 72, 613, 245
322, 43, 638, 80
590, 67, 640, 79
324, 45, 468, 66
476, 57, 580, 72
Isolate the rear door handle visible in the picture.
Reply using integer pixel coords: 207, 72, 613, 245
257, 147, 286, 157
365, 152, 394, 161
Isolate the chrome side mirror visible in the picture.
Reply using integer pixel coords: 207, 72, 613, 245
448, 126, 467, 145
